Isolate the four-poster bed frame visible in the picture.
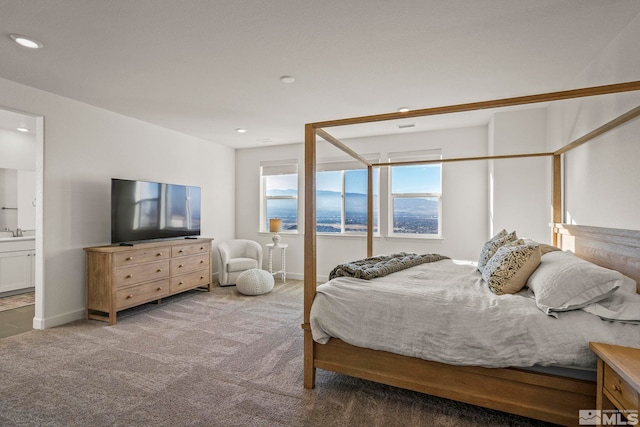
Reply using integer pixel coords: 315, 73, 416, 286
302, 81, 640, 426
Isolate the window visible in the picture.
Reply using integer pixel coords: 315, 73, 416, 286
316, 156, 379, 234
260, 161, 298, 232
389, 150, 442, 237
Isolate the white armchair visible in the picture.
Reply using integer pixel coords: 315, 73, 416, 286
217, 239, 263, 286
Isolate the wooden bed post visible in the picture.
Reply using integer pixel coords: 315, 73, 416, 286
303, 123, 317, 389
552, 154, 562, 246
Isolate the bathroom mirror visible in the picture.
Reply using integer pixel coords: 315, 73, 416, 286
0, 168, 36, 232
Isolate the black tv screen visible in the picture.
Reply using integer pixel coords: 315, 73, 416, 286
111, 178, 201, 244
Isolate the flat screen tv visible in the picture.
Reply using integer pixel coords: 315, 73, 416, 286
111, 178, 201, 244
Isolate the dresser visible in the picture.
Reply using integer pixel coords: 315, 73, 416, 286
84, 238, 213, 325
590, 342, 640, 425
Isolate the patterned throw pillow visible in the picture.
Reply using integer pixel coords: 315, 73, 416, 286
477, 230, 518, 273
482, 240, 541, 295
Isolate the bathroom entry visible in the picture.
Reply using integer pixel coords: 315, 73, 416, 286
0, 108, 37, 240
0, 108, 39, 337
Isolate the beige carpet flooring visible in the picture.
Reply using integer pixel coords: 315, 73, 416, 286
0, 281, 558, 427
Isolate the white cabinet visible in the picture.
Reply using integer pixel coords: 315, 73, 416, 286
0, 249, 35, 294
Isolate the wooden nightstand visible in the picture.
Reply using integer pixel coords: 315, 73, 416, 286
589, 342, 640, 422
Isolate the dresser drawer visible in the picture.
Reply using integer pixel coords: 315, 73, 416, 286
115, 260, 170, 288
172, 242, 210, 258
604, 363, 639, 411
115, 279, 170, 309
170, 269, 210, 293
171, 253, 209, 274
114, 247, 169, 267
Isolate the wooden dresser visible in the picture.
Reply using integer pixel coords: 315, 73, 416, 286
590, 342, 640, 425
84, 238, 213, 325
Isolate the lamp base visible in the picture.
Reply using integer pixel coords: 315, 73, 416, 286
272, 233, 281, 245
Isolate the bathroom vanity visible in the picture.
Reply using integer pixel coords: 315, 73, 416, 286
0, 237, 36, 294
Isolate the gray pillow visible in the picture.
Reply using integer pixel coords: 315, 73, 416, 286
477, 230, 518, 273
526, 251, 627, 316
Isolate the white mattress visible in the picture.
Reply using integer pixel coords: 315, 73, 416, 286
310, 259, 640, 369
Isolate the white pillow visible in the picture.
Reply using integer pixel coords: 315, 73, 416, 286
526, 251, 628, 316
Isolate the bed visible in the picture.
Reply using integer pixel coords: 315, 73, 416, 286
301, 81, 640, 426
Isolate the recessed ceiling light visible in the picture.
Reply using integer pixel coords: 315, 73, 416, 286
10, 34, 43, 49
236, 128, 247, 133
16, 127, 30, 132
280, 75, 295, 84
398, 107, 410, 113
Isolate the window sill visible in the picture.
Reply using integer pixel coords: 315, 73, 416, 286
385, 234, 443, 241
258, 231, 299, 237
316, 233, 382, 239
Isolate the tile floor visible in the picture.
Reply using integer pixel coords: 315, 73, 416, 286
0, 304, 34, 339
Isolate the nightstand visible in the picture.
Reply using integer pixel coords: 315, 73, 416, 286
589, 342, 640, 421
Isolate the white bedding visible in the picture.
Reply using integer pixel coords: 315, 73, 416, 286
310, 259, 640, 369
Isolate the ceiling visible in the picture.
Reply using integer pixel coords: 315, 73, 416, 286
1, 1, 639, 148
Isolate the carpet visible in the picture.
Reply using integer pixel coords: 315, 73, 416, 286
0, 291, 35, 312
0, 281, 558, 427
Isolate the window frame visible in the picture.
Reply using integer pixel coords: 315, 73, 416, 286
388, 150, 443, 239
315, 157, 380, 236
260, 161, 299, 234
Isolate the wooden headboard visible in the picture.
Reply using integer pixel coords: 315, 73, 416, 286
553, 223, 640, 293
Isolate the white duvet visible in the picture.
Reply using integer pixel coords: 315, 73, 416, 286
310, 259, 640, 369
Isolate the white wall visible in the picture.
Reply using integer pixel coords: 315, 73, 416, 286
489, 108, 550, 242
547, 12, 640, 230
0, 77, 235, 328
236, 126, 489, 281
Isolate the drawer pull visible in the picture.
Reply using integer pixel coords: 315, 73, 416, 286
126, 294, 133, 299
179, 249, 184, 253
200, 260, 204, 264
156, 287, 163, 291
126, 274, 133, 279
613, 384, 622, 393
200, 276, 204, 279
126, 256, 133, 261
156, 269, 162, 273
200, 246, 204, 250
178, 264, 184, 268
157, 252, 163, 256
179, 281, 184, 285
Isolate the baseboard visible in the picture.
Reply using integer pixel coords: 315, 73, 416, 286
33, 307, 85, 330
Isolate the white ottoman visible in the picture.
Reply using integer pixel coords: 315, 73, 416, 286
236, 268, 274, 296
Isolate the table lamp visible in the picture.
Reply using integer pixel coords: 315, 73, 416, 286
270, 218, 282, 244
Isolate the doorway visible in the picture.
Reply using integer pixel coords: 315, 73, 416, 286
0, 107, 44, 337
